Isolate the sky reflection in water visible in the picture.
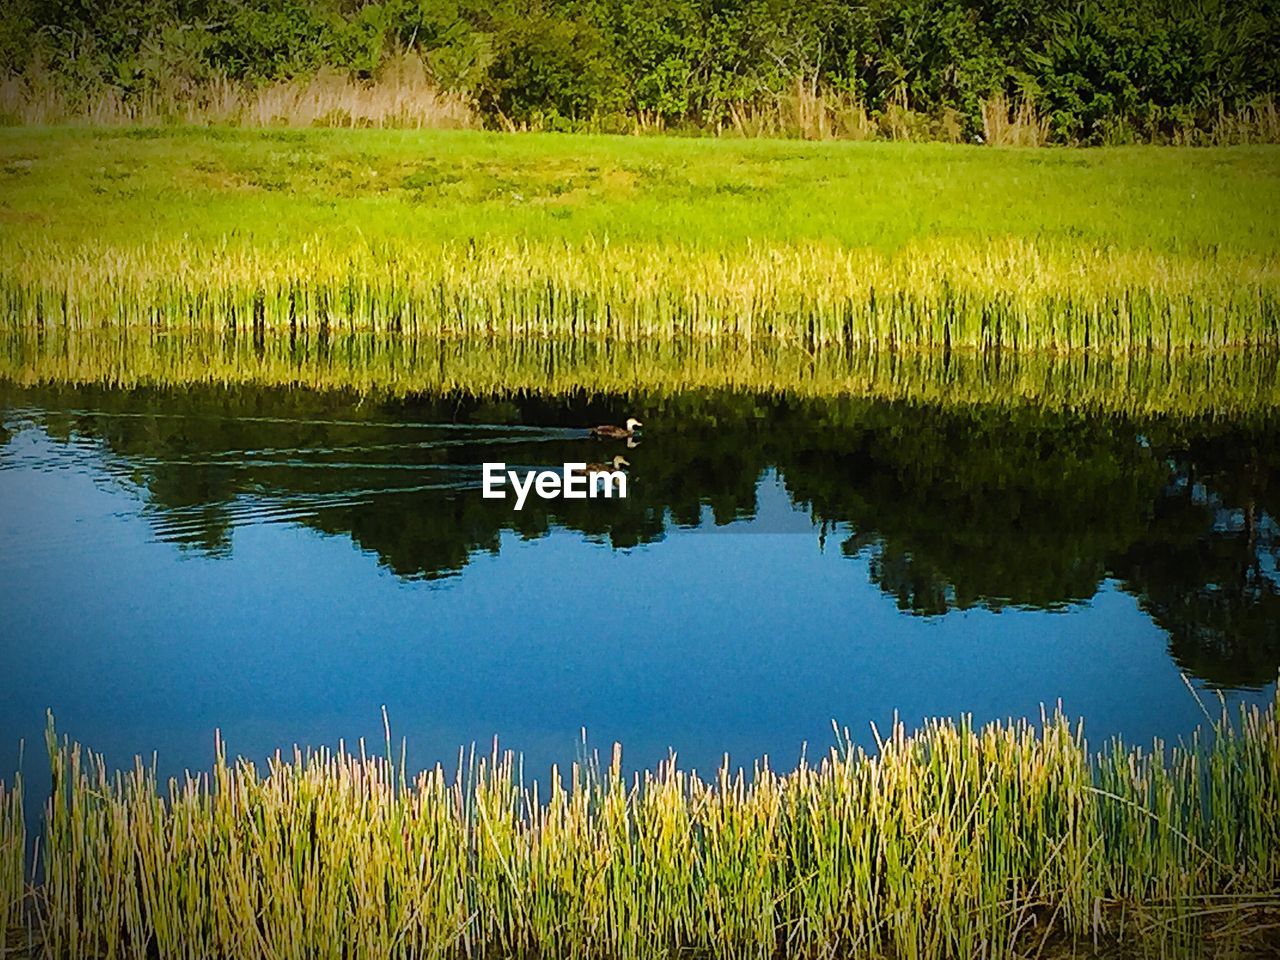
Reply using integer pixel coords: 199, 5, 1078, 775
0, 384, 1277, 785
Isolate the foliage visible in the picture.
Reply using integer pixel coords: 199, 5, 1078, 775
0, 0, 1276, 141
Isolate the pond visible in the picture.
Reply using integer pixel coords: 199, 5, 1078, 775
2, 373, 1277, 790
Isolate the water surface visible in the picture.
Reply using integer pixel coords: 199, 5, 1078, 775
1, 382, 1277, 785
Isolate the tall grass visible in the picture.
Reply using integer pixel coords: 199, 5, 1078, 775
0, 55, 477, 130
4, 64, 1276, 145
981, 94, 1050, 147
1178, 97, 1280, 147
3, 235, 1277, 352
3, 327, 1279, 419
3, 129, 1278, 352
4, 693, 1278, 958
0, 772, 23, 955
727, 82, 876, 141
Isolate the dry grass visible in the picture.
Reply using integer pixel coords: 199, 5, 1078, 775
981, 93, 1051, 147
728, 82, 875, 141
1202, 96, 1280, 146
0, 55, 477, 130
2, 62, 1277, 145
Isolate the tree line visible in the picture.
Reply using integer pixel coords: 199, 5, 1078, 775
2, 0, 1277, 142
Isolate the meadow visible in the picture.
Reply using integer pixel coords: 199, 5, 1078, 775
1, 697, 1279, 959
4, 126, 1280, 959
1, 129, 1279, 351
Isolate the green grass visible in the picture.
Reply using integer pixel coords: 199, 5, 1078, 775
2, 128, 1278, 252
5, 696, 1279, 959
1, 128, 1279, 350
0, 771, 20, 955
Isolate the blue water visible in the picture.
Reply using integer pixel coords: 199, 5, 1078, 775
2, 386, 1274, 793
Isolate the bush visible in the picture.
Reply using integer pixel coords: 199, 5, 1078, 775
0, 0, 1274, 142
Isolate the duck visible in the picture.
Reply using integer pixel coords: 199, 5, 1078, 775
589, 417, 643, 440
580, 456, 630, 474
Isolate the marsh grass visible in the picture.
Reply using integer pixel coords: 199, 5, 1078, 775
1, 130, 1278, 353
4, 236, 1277, 352
0, 773, 22, 954
3, 693, 1279, 959
3, 328, 1279, 419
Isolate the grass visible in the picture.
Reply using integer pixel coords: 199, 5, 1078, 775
1, 129, 1278, 350
0, 772, 20, 955
3, 327, 1279, 419
1, 56, 477, 131
2, 696, 1278, 959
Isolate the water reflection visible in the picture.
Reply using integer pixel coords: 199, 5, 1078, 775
3, 382, 1277, 689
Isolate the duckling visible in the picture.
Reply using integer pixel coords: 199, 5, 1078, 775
589, 417, 643, 440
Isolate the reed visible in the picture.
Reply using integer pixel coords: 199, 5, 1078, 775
727, 81, 875, 141
3, 327, 1279, 419
3, 235, 1277, 352
0, 772, 23, 954
2, 130, 1278, 353
10, 692, 1279, 959
0, 56, 477, 130
981, 93, 1050, 147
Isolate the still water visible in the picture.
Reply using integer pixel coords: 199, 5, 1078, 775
1, 382, 1277, 785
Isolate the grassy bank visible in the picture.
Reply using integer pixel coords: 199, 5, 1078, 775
1, 129, 1279, 351
2, 698, 1279, 959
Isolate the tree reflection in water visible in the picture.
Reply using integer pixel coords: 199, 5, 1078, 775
3, 383, 1276, 688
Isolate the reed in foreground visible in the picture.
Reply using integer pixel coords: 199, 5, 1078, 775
3, 693, 1279, 959
0, 772, 22, 955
